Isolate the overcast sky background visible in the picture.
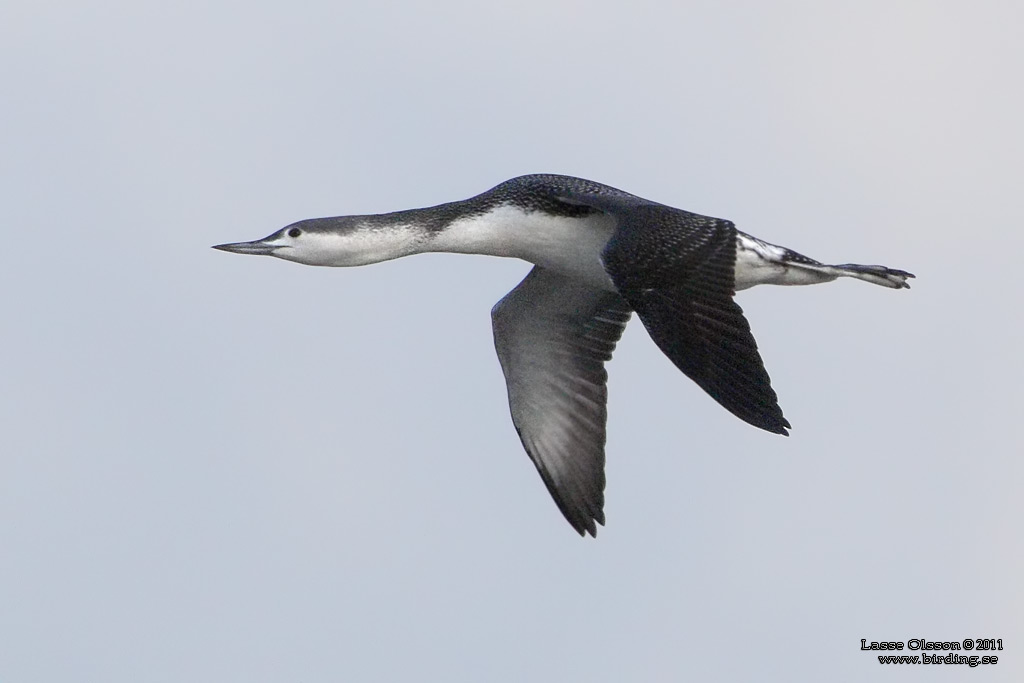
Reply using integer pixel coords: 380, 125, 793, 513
2, 1, 1022, 681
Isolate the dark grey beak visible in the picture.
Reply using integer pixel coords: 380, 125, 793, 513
212, 240, 277, 256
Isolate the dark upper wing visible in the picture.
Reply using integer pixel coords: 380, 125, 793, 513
491, 266, 632, 536
550, 186, 790, 435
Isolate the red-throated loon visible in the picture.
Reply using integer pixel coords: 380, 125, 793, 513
213, 174, 913, 536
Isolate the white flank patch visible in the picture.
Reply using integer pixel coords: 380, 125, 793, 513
429, 204, 618, 290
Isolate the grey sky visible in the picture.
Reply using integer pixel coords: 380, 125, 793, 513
2, 1, 1021, 681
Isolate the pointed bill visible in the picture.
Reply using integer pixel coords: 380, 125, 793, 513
211, 240, 278, 256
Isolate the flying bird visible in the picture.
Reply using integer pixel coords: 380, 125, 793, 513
214, 174, 913, 536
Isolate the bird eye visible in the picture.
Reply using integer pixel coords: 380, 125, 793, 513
288, 227, 302, 238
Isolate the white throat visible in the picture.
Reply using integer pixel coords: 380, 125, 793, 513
277, 222, 428, 267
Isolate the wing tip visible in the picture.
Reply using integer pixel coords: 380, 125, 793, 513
721, 399, 790, 436
528, 448, 607, 539
758, 412, 791, 436
571, 514, 605, 538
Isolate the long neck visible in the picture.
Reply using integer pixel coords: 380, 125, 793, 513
289, 197, 614, 285
288, 199, 487, 267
